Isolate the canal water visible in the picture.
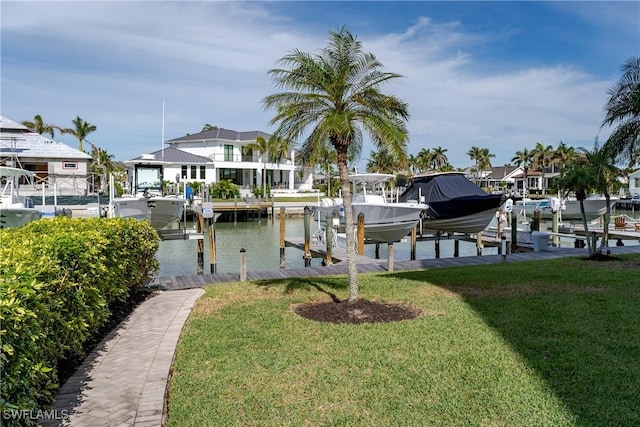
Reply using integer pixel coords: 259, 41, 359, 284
156, 210, 640, 277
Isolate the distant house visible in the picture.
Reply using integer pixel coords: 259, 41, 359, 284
125, 127, 313, 195
0, 116, 92, 196
628, 169, 640, 198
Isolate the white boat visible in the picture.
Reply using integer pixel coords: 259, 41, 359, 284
0, 166, 42, 229
514, 196, 616, 221
110, 163, 185, 231
313, 173, 427, 243
398, 172, 505, 233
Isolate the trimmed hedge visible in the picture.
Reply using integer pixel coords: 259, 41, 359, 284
0, 217, 159, 422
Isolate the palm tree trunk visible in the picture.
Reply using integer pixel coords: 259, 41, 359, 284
600, 193, 611, 252
337, 159, 358, 302
579, 200, 594, 256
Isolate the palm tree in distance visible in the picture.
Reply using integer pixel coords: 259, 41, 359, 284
366, 147, 396, 174
467, 146, 483, 184
263, 27, 410, 301
201, 123, 218, 132
61, 116, 97, 152
21, 115, 60, 138
531, 142, 554, 195
602, 56, 640, 164
242, 135, 271, 197
430, 146, 448, 171
512, 148, 533, 197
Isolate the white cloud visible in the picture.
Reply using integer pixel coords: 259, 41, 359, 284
0, 1, 626, 169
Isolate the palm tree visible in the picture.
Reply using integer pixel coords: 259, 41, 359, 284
263, 27, 409, 301
476, 148, 495, 187
512, 148, 533, 197
366, 147, 396, 174
430, 146, 448, 170
602, 57, 640, 164
531, 142, 554, 195
415, 148, 431, 174
201, 123, 218, 132
553, 141, 577, 173
21, 115, 60, 138
558, 163, 598, 256
61, 116, 97, 152
242, 135, 271, 197
580, 141, 622, 251
467, 146, 483, 183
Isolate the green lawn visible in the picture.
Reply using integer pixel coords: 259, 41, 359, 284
167, 255, 640, 426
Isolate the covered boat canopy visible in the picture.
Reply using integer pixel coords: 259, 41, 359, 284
0, 166, 36, 178
399, 172, 504, 220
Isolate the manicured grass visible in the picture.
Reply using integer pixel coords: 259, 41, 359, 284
167, 255, 640, 426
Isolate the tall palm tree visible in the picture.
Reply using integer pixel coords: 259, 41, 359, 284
415, 148, 431, 174
580, 142, 621, 251
531, 142, 554, 195
366, 147, 396, 174
430, 146, 448, 170
553, 141, 577, 173
21, 115, 60, 138
242, 135, 271, 197
467, 146, 483, 183
512, 148, 533, 197
61, 116, 97, 152
476, 148, 495, 187
602, 56, 640, 164
558, 163, 598, 256
263, 27, 409, 301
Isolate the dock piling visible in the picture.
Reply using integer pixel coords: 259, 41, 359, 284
303, 206, 311, 267
209, 218, 217, 274
410, 227, 417, 260
240, 248, 246, 281
279, 207, 286, 269
388, 242, 394, 271
357, 212, 365, 255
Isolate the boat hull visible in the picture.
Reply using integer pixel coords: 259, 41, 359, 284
421, 207, 499, 233
0, 208, 42, 229
314, 202, 427, 243
111, 197, 185, 230
515, 197, 615, 221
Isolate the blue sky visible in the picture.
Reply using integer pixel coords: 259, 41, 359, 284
1, 1, 638, 169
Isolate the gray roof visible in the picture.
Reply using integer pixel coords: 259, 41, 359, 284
167, 127, 272, 144
127, 146, 211, 164
0, 115, 92, 160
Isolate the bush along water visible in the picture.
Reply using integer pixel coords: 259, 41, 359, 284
0, 217, 159, 424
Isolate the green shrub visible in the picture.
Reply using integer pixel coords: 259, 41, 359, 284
209, 180, 240, 199
0, 217, 159, 422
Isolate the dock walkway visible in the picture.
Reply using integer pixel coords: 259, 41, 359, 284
153, 244, 640, 291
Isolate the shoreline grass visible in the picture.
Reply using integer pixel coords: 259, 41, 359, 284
167, 255, 640, 426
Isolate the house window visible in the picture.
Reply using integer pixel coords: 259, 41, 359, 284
224, 144, 234, 161
199, 166, 206, 180
181, 165, 187, 179
62, 161, 78, 169
190, 165, 197, 179
220, 168, 242, 185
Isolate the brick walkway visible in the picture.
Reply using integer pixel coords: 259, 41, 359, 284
42, 288, 204, 427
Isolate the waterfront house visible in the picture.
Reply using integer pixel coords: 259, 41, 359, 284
125, 127, 313, 196
628, 169, 640, 198
0, 116, 92, 196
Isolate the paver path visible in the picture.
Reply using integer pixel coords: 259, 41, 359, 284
42, 288, 204, 427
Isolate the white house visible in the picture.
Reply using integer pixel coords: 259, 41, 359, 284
0, 116, 92, 196
628, 169, 640, 198
124, 127, 313, 195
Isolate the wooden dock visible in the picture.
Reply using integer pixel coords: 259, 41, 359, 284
150, 240, 640, 291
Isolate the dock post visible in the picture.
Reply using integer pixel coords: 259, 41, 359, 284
234, 195, 238, 224
435, 231, 441, 259
454, 239, 460, 257
388, 242, 394, 272
476, 231, 483, 256
304, 206, 312, 267
357, 212, 365, 255
410, 227, 417, 260
375, 243, 380, 259
511, 214, 518, 253
271, 195, 275, 225
196, 212, 205, 274
209, 217, 217, 274
501, 236, 507, 263
258, 196, 262, 222
279, 207, 286, 269
552, 210, 559, 247
240, 248, 246, 281
325, 212, 334, 266
532, 209, 541, 231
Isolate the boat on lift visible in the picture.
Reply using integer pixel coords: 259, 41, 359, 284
0, 166, 42, 229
